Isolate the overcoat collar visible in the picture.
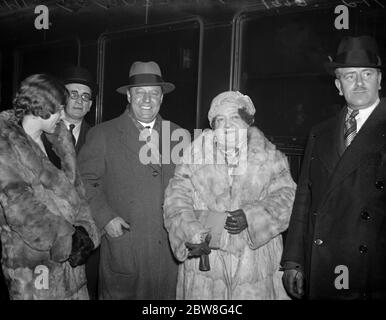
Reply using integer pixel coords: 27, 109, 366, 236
116, 108, 162, 173
315, 108, 346, 174
319, 98, 386, 209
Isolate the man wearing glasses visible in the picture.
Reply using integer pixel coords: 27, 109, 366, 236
61, 65, 99, 300
62, 66, 96, 154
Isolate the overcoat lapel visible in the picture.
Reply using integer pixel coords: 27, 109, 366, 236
315, 109, 345, 174
319, 100, 386, 209
116, 110, 161, 173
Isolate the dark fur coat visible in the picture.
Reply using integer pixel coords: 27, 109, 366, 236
0, 110, 99, 300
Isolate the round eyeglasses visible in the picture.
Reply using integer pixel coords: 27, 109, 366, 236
69, 90, 91, 103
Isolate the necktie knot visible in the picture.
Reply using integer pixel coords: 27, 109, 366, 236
69, 124, 76, 146
347, 109, 359, 122
344, 108, 359, 148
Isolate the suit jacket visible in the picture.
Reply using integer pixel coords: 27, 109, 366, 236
76, 120, 91, 154
282, 98, 386, 300
78, 109, 188, 300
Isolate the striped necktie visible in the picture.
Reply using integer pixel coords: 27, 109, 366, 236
344, 108, 359, 148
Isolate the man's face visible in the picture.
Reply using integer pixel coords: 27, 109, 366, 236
335, 67, 382, 110
65, 83, 92, 121
127, 86, 163, 123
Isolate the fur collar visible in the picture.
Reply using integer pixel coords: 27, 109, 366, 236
0, 110, 76, 184
184, 126, 276, 169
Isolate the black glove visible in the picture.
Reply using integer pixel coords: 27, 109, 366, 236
68, 226, 94, 268
185, 234, 211, 258
224, 209, 248, 234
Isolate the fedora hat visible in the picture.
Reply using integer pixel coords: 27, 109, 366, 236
116, 61, 175, 94
325, 35, 383, 75
62, 65, 97, 94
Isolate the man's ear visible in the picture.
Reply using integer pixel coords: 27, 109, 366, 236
160, 94, 163, 104
335, 78, 343, 96
126, 90, 131, 103
378, 71, 382, 90
87, 100, 93, 111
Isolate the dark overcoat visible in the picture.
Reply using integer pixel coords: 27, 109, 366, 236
76, 120, 91, 154
78, 109, 185, 299
282, 99, 386, 299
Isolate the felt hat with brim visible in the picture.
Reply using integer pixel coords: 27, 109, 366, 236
62, 65, 98, 95
325, 35, 383, 75
116, 61, 175, 94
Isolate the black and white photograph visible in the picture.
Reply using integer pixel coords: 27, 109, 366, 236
0, 0, 385, 309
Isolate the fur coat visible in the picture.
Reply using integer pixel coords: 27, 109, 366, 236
0, 110, 99, 300
164, 127, 296, 299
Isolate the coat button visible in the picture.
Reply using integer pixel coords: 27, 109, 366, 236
313, 211, 318, 216
314, 239, 323, 246
359, 245, 368, 254
152, 170, 159, 177
375, 180, 384, 190
360, 211, 370, 220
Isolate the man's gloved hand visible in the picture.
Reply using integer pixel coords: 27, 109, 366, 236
68, 226, 95, 268
282, 266, 305, 299
185, 234, 211, 258
224, 209, 248, 234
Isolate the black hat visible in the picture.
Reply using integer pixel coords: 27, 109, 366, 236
325, 35, 383, 75
62, 66, 97, 94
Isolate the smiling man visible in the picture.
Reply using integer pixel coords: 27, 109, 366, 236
281, 36, 386, 299
78, 61, 183, 299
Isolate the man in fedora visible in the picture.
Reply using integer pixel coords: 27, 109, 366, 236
281, 35, 385, 299
78, 61, 184, 299
59, 65, 100, 300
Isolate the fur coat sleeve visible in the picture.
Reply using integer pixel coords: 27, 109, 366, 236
48, 120, 100, 249
164, 163, 208, 262
241, 148, 296, 249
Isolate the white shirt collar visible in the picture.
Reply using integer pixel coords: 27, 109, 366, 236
62, 119, 82, 142
138, 119, 156, 131
347, 97, 380, 132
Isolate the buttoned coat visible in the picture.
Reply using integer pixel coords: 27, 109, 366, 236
282, 99, 386, 299
78, 109, 183, 299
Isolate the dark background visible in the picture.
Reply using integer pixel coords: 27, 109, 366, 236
0, 0, 386, 300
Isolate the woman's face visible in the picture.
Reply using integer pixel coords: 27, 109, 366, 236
40, 107, 64, 134
213, 104, 248, 148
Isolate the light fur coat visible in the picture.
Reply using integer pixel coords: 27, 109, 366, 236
0, 110, 99, 300
164, 127, 296, 299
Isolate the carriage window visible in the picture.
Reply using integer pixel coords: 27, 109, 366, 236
100, 20, 201, 132
237, 6, 386, 148
15, 40, 79, 89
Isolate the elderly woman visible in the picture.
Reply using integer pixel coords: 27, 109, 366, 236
0, 74, 99, 299
164, 91, 296, 299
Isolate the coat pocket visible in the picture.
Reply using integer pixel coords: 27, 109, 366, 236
106, 231, 137, 275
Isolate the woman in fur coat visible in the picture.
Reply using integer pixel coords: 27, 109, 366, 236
164, 91, 296, 300
0, 74, 99, 300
